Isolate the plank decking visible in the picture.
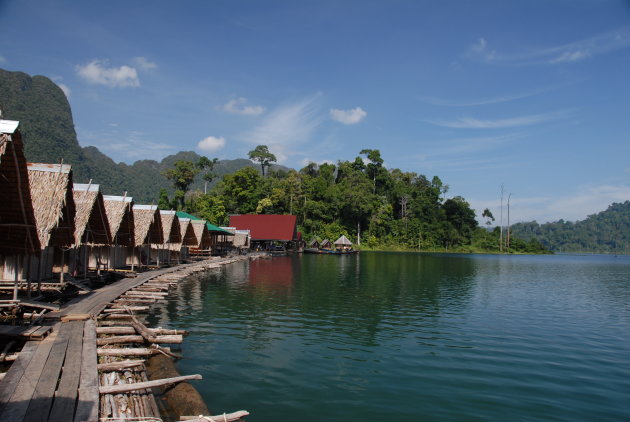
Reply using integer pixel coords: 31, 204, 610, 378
0, 264, 186, 422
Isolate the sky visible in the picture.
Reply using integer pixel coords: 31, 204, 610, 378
1, 0, 629, 224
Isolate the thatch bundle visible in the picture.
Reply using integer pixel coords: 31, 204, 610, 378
73, 183, 111, 245
103, 195, 135, 246
133, 205, 164, 246
190, 220, 210, 248
27, 163, 76, 248
159, 210, 181, 244
0, 122, 40, 255
174, 218, 198, 251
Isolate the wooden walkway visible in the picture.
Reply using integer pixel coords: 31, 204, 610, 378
0, 265, 186, 422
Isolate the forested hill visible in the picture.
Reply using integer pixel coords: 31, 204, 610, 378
510, 201, 630, 253
0, 68, 283, 202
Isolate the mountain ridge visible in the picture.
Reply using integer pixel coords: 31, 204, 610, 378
0, 68, 287, 202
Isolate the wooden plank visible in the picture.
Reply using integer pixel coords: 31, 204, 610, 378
19, 300, 60, 311
29, 326, 52, 340
23, 323, 72, 422
73, 319, 99, 422
0, 325, 59, 422
0, 340, 39, 413
48, 321, 85, 422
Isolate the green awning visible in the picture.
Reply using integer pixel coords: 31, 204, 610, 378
175, 211, 233, 235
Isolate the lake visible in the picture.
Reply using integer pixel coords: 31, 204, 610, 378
146, 252, 630, 421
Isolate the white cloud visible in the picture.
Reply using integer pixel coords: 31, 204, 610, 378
465, 26, 630, 66
58, 83, 71, 98
0, 55, 7, 64
465, 37, 496, 62
133, 56, 157, 71
330, 107, 367, 125
223, 98, 265, 116
76, 59, 140, 87
426, 110, 569, 129
197, 136, 226, 153
245, 95, 323, 163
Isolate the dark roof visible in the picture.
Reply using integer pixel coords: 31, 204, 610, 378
229, 214, 297, 241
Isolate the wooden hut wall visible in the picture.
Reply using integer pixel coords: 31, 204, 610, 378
0, 122, 40, 272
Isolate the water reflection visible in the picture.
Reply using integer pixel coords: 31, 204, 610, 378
145, 252, 630, 422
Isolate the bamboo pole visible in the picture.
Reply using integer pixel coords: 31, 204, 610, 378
96, 334, 183, 345
99, 374, 202, 394
180, 411, 250, 421
97, 359, 145, 371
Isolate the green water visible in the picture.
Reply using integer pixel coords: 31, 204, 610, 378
146, 252, 630, 421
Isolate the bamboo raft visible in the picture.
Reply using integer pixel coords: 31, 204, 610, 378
0, 255, 254, 421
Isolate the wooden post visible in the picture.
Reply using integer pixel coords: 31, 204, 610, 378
12, 255, 20, 302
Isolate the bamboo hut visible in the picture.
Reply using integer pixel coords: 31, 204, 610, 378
102, 195, 134, 270
334, 235, 353, 251
130, 205, 163, 268
320, 239, 332, 250
175, 218, 199, 261
190, 220, 211, 258
72, 183, 111, 277
26, 162, 76, 285
0, 120, 40, 303
151, 210, 181, 265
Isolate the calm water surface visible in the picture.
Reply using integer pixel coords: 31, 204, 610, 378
146, 252, 630, 421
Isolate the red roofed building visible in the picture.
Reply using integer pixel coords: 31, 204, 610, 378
229, 214, 298, 242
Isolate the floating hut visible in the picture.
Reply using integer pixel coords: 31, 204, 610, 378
102, 194, 134, 270
0, 120, 40, 302
131, 205, 163, 268
320, 239, 332, 250
220, 227, 250, 254
26, 162, 76, 285
334, 235, 353, 251
72, 183, 111, 277
151, 210, 181, 265
175, 217, 199, 261
189, 220, 211, 257
308, 238, 321, 249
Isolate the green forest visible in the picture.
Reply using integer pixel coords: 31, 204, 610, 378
158, 148, 550, 254
510, 201, 630, 254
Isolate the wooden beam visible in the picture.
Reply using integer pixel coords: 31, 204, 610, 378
99, 374, 201, 395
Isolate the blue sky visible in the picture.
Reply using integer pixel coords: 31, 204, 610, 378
1, 0, 629, 224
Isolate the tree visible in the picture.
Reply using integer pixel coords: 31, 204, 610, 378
248, 145, 277, 177
197, 156, 218, 194
482, 208, 495, 226
163, 160, 200, 209
157, 188, 172, 210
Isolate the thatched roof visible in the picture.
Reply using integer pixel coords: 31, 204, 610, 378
27, 163, 76, 248
190, 219, 211, 248
178, 218, 199, 247
103, 195, 134, 246
159, 210, 181, 244
234, 230, 250, 248
133, 205, 164, 246
73, 183, 111, 246
0, 121, 40, 255
334, 235, 352, 246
